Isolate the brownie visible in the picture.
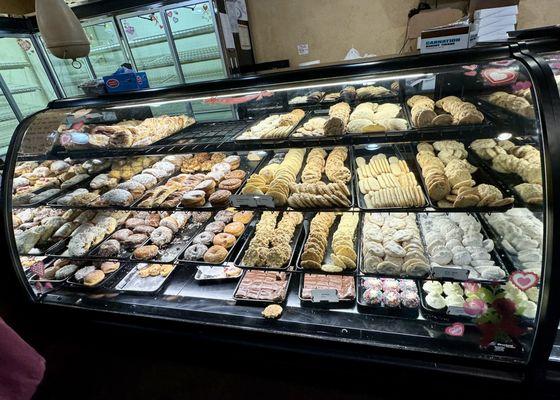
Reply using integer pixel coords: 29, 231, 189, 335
235, 270, 289, 302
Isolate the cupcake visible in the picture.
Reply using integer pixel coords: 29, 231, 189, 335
443, 282, 463, 296
422, 280, 443, 295
363, 288, 383, 305
399, 279, 417, 292
401, 291, 420, 308
382, 278, 400, 292
383, 291, 400, 308
426, 293, 446, 310
362, 277, 383, 291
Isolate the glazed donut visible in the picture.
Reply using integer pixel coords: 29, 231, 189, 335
133, 225, 156, 235
98, 239, 121, 257
124, 233, 148, 246
181, 190, 206, 207
214, 210, 235, 223
208, 190, 231, 206
213, 232, 236, 248
218, 178, 242, 191
133, 244, 159, 260
150, 226, 174, 247
211, 162, 231, 174
224, 221, 244, 237
112, 228, 133, 242
224, 170, 246, 180
205, 221, 226, 233
224, 155, 241, 169
160, 216, 179, 233
203, 245, 229, 263
232, 211, 254, 224
145, 213, 161, 227
184, 243, 208, 261
84, 270, 105, 286
194, 179, 216, 196
193, 231, 215, 245
125, 218, 146, 229
206, 171, 225, 182
192, 212, 212, 223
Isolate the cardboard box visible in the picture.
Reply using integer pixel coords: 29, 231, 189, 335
474, 5, 518, 19
468, 0, 519, 16
473, 14, 517, 28
103, 72, 149, 93
473, 23, 516, 37
404, 7, 464, 53
420, 25, 471, 54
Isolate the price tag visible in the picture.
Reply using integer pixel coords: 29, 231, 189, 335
230, 195, 275, 208
311, 289, 339, 303
447, 305, 470, 316
432, 266, 469, 281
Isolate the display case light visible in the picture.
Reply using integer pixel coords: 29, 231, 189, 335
108, 73, 432, 110
497, 132, 513, 141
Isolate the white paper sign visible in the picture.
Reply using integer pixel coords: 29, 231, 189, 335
432, 266, 469, 281
238, 24, 251, 50
219, 12, 235, 50
297, 43, 309, 55
225, 0, 239, 33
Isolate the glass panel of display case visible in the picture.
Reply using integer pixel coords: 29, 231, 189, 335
0, 94, 18, 154
118, 12, 181, 87
0, 37, 56, 116
6, 54, 547, 367
83, 19, 129, 78
37, 34, 92, 97
165, 3, 226, 83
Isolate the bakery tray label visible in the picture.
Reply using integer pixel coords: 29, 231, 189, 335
311, 289, 339, 303
230, 195, 275, 208
432, 266, 469, 281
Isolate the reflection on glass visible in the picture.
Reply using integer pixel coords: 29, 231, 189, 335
0, 37, 56, 116
120, 12, 181, 87
38, 35, 91, 97
166, 3, 226, 83
84, 20, 128, 77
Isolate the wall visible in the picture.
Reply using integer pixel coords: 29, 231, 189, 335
247, 0, 560, 67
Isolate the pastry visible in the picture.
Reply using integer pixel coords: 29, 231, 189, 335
224, 221, 244, 237
184, 243, 208, 261
213, 232, 236, 248
237, 110, 305, 139
124, 233, 148, 247
262, 304, 283, 319
133, 244, 159, 260
324, 102, 351, 136
74, 266, 96, 281
235, 270, 289, 301
150, 226, 174, 247
84, 269, 105, 286
55, 264, 79, 280
214, 210, 235, 223
181, 190, 206, 207
203, 245, 229, 263
98, 239, 121, 257
208, 190, 231, 206
193, 231, 215, 245
98, 189, 134, 206
100, 261, 120, 273
233, 211, 253, 224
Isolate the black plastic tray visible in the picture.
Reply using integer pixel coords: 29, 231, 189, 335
234, 215, 304, 271
475, 97, 536, 134
353, 144, 429, 211
358, 213, 431, 279
232, 269, 292, 306
66, 260, 125, 289
234, 111, 308, 145
295, 212, 360, 276
417, 213, 509, 284
356, 276, 420, 317
289, 109, 349, 144
179, 213, 255, 266
406, 141, 516, 212
193, 263, 243, 284
418, 283, 475, 323
298, 273, 356, 309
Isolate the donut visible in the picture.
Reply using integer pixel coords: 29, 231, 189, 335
218, 178, 242, 191
213, 232, 236, 248
131, 174, 158, 189
124, 233, 148, 246
125, 218, 146, 229
145, 213, 161, 227
150, 226, 174, 247
160, 216, 179, 233
133, 225, 155, 235
224, 221, 244, 237
206, 171, 225, 182
184, 243, 208, 261
181, 190, 206, 207
211, 162, 231, 174
194, 179, 216, 197
214, 210, 235, 223
117, 180, 146, 199
100, 261, 120, 273
100, 189, 134, 206
192, 212, 212, 223
98, 239, 121, 257
208, 190, 231, 206
224, 170, 246, 180
224, 155, 241, 169
84, 270, 105, 286
204, 245, 229, 263
133, 244, 159, 260
193, 231, 215, 245
232, 211, 254, 225
205, 221, 226, 233
112, 228, 133, 242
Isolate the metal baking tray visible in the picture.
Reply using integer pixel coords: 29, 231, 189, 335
234, 213, 304, 271
358, 213, 431, 279
416, 212, 509, 284
114, 262, 177, 295
194, 263, 243, 284
232, 269, 292, 306
298, 273, 356, 309
353, 144, 429, 212
179, 212, 255, 266
295, 212, 360, 276
405, 141, 516, 212
231, 147, 356, 212
356, 276, 420, 317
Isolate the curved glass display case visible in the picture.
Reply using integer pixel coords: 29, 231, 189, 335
4, 38, 560, 379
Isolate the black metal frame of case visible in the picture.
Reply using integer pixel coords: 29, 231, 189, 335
4, 37, 560, 383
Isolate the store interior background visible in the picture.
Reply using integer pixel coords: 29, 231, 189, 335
0, 0, 558, 155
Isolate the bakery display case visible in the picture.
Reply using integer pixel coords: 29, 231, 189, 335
4, 37, 560, 380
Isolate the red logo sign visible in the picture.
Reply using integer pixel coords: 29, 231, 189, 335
106, 78, 120, 89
